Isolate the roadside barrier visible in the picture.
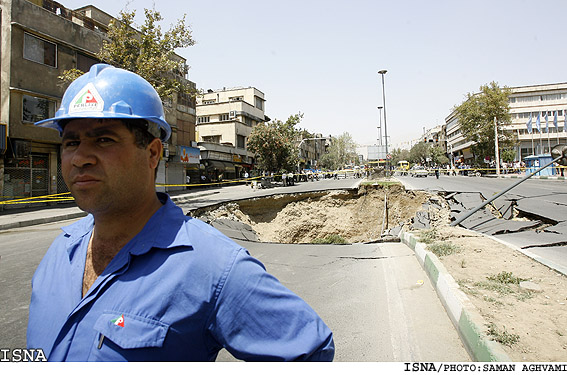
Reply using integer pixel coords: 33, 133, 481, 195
394, 165, 566, 176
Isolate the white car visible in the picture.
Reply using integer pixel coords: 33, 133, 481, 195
410, 166, 428, 177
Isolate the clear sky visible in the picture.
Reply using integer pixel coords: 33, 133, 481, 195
60, 0, 567, 149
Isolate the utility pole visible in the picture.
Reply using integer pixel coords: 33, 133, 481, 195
377, 106, 383, 145
494, 116, 501, 176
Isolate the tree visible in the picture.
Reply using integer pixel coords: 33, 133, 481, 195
60, 7, 196, 100
430, 145, 449, 166
501, 149, 516, 164
453, 81, 515, 164
247, 113, 303, 173
409, 141, 431, 165
319, 133, 358, 171
391, 148, 410, 165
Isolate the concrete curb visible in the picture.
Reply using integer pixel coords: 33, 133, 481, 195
485, 174, 566, 180
0, 211, 88, 231
399, 230, 512, 362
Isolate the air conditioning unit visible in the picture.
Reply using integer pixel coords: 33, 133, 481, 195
229, 111, 236, 119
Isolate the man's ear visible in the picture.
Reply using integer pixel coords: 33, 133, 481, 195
148, 138, 163, 170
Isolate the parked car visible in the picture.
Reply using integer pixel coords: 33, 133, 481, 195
410, 165, 428, 177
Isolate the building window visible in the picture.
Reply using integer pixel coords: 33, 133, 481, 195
177, 92, 194, 108
202, 135, 221, 143
244, 117, 253, 126
237, 135, 246, 149
197, 116, 210, 124
203, 100, 216, 104
23, 33, 56, 67
219, 113, 229, 121
77, 53, 98, 73
229, 96, 243, 102
254, 96, 264, 111
22, 95, 56, 123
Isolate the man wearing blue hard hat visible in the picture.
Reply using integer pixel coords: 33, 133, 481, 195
27, 64, 334, 361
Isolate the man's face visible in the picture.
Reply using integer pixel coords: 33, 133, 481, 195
61, 119, 160, 216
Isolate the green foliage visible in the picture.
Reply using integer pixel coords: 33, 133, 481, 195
487, 271, 527, 285
361, 181, 400, 187
391, 148, 410, 165
428, 241, 461, 257
311, 234, 348, 244
408, 142, 449, 166
430, 145, 449, 165
472, 271, 533, 301
487, 323, 520, 347
454, 82, 515, 163
417, 228, 439, 244
60, 7, 196, 100
501, 149, 516, 163
58, 68, 84, 84
319, 133, 358, 170
247, 113, 303, 172
409, 141, 431, 165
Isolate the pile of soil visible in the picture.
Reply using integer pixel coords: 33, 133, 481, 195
193, 182, 567, 361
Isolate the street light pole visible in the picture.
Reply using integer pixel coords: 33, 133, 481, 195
377, 106, 383, 145
378, 70, 389, 171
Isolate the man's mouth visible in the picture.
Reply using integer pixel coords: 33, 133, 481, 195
72, 176, 101, 187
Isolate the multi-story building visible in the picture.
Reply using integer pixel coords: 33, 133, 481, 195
446, 82, 567, 165
507, 83, 567, 160
196, 87, 269, 180
0, 0, 196, 208
297, 134, 328, 170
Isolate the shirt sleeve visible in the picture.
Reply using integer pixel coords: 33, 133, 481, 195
207, 248, 335, 361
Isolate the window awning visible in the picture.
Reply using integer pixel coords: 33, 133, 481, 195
207, 160, 236, 172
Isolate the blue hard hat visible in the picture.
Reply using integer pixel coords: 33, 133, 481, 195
35, 63, 172, 141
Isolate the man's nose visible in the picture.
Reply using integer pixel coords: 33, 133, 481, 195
71, 142, 97, 168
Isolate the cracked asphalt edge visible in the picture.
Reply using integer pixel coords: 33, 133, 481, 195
399, 229, 512, 362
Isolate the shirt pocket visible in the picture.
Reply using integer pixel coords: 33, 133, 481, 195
93, 312, 169, 350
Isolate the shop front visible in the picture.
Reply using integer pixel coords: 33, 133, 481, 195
177, 145, 201, 187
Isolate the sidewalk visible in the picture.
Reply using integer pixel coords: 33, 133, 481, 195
485, 172, 566, 180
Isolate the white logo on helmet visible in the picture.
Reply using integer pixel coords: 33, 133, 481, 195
68, 83, 104, 113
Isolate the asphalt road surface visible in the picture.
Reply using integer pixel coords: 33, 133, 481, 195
396, 173, 567, 273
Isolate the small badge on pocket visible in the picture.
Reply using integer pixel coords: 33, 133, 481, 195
111, 314, 125, 327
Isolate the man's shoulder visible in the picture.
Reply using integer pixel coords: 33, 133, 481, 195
157, 198, 244, 255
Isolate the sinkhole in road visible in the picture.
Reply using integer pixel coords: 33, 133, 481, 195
189, 183, 439, 244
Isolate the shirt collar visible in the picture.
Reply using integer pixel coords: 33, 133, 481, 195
63, 193, 194, 261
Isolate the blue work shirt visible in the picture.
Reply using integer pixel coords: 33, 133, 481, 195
27, 193, 334, 361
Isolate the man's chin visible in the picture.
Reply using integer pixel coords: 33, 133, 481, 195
72, 193, 109, 215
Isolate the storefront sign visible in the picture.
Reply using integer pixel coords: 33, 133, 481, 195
178, 146, 200, 164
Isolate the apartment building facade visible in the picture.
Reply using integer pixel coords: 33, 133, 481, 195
195, 87, 269, 180
446, 82, 567, 165
297, 135, 328, 170
507, 83, 567, 160
0, 0, 196, 208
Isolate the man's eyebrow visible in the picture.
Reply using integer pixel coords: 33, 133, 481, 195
85, 126, 122, 138
62, 126, 122, 141
61, 131, 79, 142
